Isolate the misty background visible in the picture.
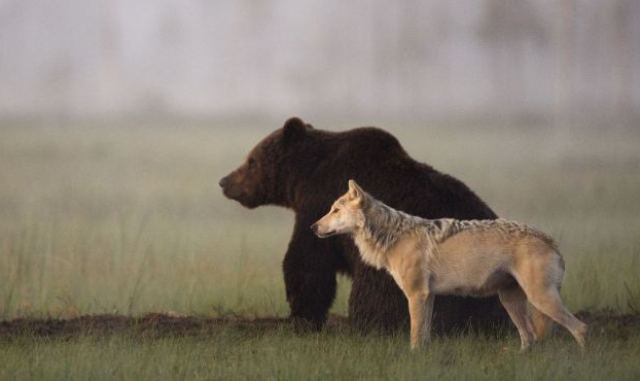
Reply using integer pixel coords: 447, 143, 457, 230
1, 0, 640, 349
1, 0, 638, 126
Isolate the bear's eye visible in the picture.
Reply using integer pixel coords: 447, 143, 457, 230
247, 158, 256, 168
332, 208, 339, 214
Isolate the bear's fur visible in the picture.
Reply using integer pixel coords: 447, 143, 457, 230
219, 117, 509, 333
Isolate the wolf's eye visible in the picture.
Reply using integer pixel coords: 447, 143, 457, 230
332, 208, 339, 214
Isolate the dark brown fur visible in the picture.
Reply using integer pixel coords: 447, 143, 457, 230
219, 117, 509, 333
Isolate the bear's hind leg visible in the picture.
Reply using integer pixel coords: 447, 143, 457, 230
349, 264, 409, 333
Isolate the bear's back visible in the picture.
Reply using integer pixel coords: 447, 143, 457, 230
307, 126, 496, 222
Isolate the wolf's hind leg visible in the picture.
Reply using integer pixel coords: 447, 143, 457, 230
498, 286, 535, 351
530, 304, 552, 341
523, 286, 587, 349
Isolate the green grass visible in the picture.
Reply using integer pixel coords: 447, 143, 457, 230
2, 330, 640, 380
0, 120, 639, 380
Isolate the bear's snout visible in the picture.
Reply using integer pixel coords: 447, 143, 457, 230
219, 174, 241, 199
218, 176, 230, 188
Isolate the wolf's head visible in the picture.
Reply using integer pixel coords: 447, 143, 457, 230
311, 180, 368, 238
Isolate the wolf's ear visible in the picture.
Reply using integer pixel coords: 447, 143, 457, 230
283, 117, 310, 144
348, 179, 364, 201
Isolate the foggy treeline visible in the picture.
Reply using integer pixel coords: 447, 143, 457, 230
0, 0, 638, 124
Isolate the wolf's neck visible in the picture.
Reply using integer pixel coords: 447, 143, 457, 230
351, 200, 416, 269
352, 232, 388, 270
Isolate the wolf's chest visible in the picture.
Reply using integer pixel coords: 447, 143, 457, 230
386, 268, 405, 292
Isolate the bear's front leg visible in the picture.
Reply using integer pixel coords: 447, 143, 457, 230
283, 224, 339, 331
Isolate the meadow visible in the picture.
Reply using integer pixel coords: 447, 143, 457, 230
1, 119, 639, 380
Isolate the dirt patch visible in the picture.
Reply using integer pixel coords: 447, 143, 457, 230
0, 313, 348, 339
1, 310, 638, 340
576, 310, 640, 339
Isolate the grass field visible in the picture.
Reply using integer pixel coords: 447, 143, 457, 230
1, 119, 639, 380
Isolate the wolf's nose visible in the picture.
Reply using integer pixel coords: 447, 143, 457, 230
218, 176, 229, 188
310, 223, 318, 233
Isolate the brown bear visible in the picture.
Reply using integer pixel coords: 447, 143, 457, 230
219, 117, 509, 333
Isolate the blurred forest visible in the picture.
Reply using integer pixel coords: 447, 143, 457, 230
0, 0, 638, 125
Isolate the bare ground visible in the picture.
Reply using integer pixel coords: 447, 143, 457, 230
1, 310, 638, 340
0, 313, 347, 339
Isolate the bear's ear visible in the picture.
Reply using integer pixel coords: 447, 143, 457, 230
282, 117, 309, 144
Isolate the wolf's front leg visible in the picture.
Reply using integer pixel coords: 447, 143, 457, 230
424, 294, 435, 343
408, 292, 432, 350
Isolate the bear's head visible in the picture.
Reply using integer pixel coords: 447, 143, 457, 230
219, 117, 316, 209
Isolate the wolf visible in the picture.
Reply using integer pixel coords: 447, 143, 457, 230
311, 180, 587, 350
